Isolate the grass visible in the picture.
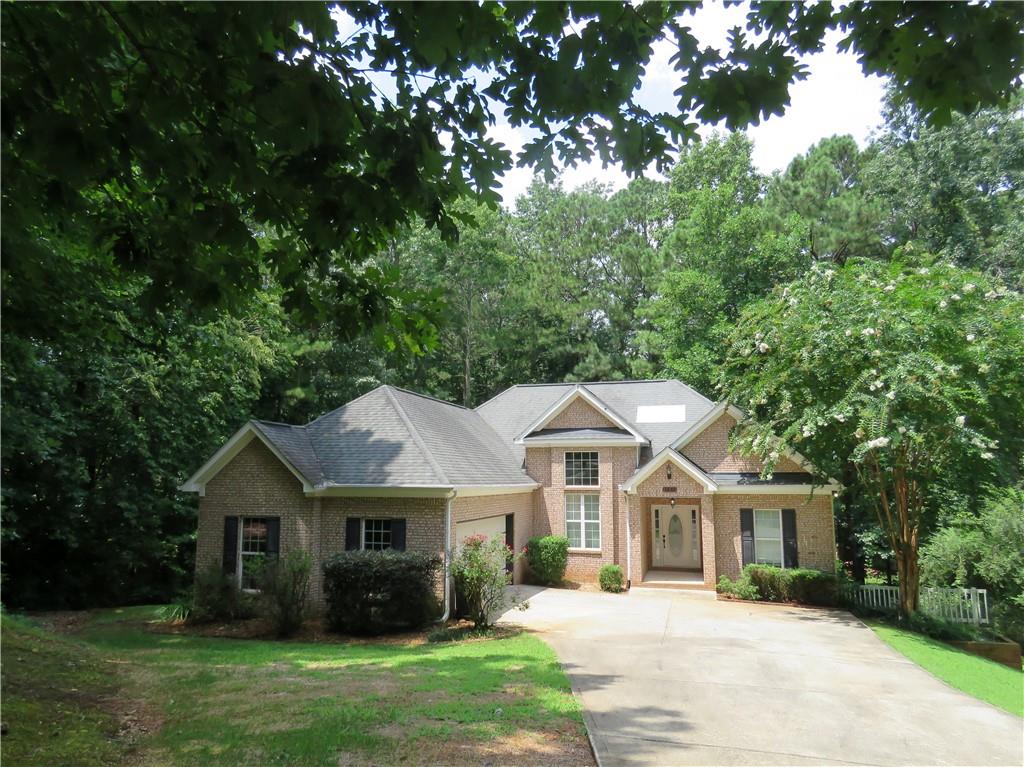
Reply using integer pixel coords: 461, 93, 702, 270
1, 613, 125, 767
868, 620, 1023, 718
2, 607, 589, 766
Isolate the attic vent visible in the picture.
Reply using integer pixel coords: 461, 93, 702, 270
635, 405, 686, 423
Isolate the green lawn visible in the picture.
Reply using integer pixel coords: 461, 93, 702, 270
2, 608, 590, 766
868, 620, 1023, 718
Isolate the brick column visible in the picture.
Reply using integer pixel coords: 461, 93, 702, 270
700, 494, 716, 586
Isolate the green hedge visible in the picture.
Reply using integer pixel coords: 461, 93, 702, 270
598, 564, 625, 593
525, 535, 568, 585
321, 550, 441, 635
717, 564, 838, 606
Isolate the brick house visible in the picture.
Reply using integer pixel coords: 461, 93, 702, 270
181, 380, 839, 607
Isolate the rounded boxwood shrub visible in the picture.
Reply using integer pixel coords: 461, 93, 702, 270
598, 564, 625, 593
322, 550, 441, 635
525, 535, 569, 585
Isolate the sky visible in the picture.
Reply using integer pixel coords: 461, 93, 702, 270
492, 3, 888, 205
333, 3, 888, 207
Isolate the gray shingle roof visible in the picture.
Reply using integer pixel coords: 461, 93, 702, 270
708, 472, 816, 486
521, 427, 637, 442
255, 385, 534, 488
475, 380, 715, 460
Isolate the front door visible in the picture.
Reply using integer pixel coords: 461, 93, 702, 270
651, 505, 701, 569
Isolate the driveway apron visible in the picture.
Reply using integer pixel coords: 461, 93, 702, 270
501, 586, 1023, 767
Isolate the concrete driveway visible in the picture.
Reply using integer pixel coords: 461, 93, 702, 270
500, 586, 1023, 766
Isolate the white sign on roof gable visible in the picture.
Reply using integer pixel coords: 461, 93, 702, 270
635, 405, 686, 423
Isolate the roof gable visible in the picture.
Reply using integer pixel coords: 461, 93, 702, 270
621, 448, 718, 494
179, 422, 315, 494
513, 385, 648, 444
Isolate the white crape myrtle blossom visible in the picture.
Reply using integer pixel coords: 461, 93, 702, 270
886, 390, 896, 400
979, 363, 991, 373
981, 451, 994, 460
963, 283, 976, 293
966, 333, 976, 342
834, 413, 846, 422
898, 426, 907, 434
757, 342, 770, 353
844, 329, 852, 337
865, 436, 891, 449
939, 300, 948, 308
955, 415, 966, 427
862, 327, 876, 336
918, 267, 930, 275
951, 293, 962, 301
883, 284, 896, 292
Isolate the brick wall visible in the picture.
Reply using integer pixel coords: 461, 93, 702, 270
196, 439, 452, 606
451, 492, 534, 582
712, 492, 836, 579
545, 397, 617, 429
681, 413, 804, 472
319, 496, 446, 600
525, 444, 637, 582
196, 437, 316, 586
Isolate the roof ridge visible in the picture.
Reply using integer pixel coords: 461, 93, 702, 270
387, 385, 470, 410
252, 418, 303, 428
668, 378, 715, 405
305, 383, 387, 427
512, 379, 669, 387
381, 386, 450, 485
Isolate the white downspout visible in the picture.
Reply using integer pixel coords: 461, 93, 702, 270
625, 490, 633, 590
436, 489, 456, 623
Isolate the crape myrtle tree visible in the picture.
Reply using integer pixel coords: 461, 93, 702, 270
719, 255, 1023, 615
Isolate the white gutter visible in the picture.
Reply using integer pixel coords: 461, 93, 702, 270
436, 489, 456, 624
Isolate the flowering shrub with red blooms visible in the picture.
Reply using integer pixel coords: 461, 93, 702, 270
451, 534, 524, 628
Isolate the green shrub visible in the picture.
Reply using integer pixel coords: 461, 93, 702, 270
451, 534, 523, 628
992, 600, 1024, 645
895, 611, 979, 642
426, 625, 493, 643
321, 550, 441, 635
525, 535, 568, 585
191, 563, 255, 623
256, 550, 312, 638
716, 573, 759, 600
718, 565, 839, 606
598, 564, 625, 593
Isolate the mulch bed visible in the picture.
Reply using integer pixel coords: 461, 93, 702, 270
149, 616, 521, 645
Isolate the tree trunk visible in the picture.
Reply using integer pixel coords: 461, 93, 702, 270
896, 543, 920, 616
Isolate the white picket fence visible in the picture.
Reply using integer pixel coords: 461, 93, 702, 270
855, 584, 989, 624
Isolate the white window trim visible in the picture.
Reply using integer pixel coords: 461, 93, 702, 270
565, 492, 601, 551
564, 450, 600, 488
237, 516, 269, 592
753, 508, 785, 568
361, 518, 393, 551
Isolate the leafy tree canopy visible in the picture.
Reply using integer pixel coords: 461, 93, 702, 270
719, 254, 1024, 611
4, 1, 1023, 333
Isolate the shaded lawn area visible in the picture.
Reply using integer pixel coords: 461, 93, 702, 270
3, 607, 591, 766
1, 614, 128, 767
868, 620, 1023, 718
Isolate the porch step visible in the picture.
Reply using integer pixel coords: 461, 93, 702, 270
634, 579, 714, 591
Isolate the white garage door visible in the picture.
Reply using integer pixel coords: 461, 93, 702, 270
455, 514, 506, 549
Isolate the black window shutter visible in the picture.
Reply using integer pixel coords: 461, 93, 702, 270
391, 519, 407, 551
740, 508, 755, 566
505, 514, 515, 574
782, 509, 798, 568
222, 516, 239, 575
265, 517, 281, 561
345, 517, 362, 551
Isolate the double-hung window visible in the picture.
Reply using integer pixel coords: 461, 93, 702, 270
565, 493, 600, 550
565, 451, 599, 487
239, 517, 269, 590
363, 519, 393, 550
753, 509, 784, 567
